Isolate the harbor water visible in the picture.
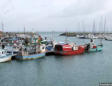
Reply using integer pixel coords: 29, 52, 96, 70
0, 32, 112, 86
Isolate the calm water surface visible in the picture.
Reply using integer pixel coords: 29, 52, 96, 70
0, 32, 112, 86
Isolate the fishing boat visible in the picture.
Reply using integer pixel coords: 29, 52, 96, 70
15, 44, 46, 60
54, 43, 85, 56
89, 44, 103, 52
84, 19, 103, 52
85, 43, 103, 52
85, 39, 103, 52
16, 52, 45, 60
4, 45, 20, 59
0, 49, 12, 62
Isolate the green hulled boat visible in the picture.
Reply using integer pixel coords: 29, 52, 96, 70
88, 44, 103, 52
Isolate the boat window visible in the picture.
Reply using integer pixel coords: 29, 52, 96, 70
42, 47, 44, 49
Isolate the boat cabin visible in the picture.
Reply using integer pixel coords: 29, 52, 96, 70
55, 44, 78, 51
0, 49, 7, 57
17, 44, 46, 56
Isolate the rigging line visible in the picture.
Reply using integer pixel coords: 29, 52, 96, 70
103, 16, 106, 33
99, 16, 103, 33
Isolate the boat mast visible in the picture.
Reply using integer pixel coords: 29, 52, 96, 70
103, 17, 106, 38
24, 26, 26, 35
99, 16, 106, 45
92, 20, 95, 37
83, 21, 86, 43
1, 22, 4, 37
2, 22, 4, 32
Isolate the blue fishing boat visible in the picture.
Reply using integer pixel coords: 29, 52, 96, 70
43, 40, 57, 56
88, 44, 103, 52
15, 44, 46, 60
16, 52, 45, 60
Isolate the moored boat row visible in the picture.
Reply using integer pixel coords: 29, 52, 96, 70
0, 34, 103, 63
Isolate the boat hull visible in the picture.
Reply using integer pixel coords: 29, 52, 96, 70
88, 45, 103, 52
46, 51, 55, 56
46, 46, 55, 56
105, 39, 112, 41
0, 55, 12, 63
16, 53, 45, 60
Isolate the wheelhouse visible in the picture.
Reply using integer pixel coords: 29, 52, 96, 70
55, 44, 72, 51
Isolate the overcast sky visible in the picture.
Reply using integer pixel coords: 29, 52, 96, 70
0, 0, 112, 32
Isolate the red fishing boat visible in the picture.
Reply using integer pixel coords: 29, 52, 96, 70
54, 43, 85, 56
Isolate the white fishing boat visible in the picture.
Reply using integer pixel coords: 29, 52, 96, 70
5, 46, 19, 56
0, 49, 12, 63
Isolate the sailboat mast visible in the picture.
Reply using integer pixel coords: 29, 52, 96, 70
91, 20, 95, 39
24, 26, 26, 35
1, 22, 4, 37
99, 17, 103, 44
92, 20, 95, 34
103, 17, 106, 36
2, 22, 4, 32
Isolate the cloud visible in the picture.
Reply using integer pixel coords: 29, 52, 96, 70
50, 0, 108, 18
0, 0, 112, 32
